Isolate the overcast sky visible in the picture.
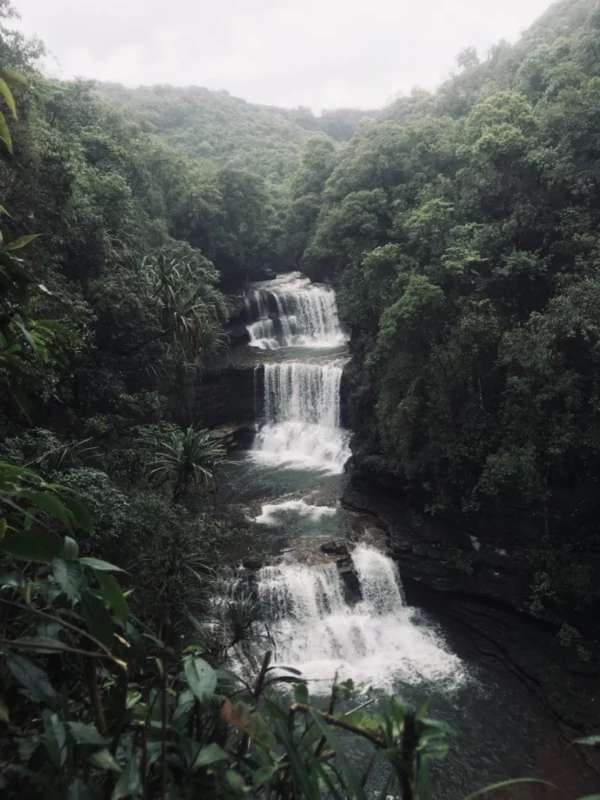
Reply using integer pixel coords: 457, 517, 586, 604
14, 0, 552, 110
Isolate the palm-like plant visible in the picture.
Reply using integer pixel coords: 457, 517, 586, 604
169, 282, 225, 365
148, 254, 226, 365
149, 426, 226, 503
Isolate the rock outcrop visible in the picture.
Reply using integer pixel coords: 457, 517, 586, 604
190, 364, 261, 428
342, 460, 600, 779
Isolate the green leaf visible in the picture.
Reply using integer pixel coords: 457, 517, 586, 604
95, 571, 128, 624
252, 765, 278, 786
25, 490, 69, 525
80, 557, 124, 572
183, 654, 216, 704
53, 558, 82, 602
6, 653, 56, 702
80, 591, 114, 648
42, 710, 66, 768
61, 536, 79, 561
89, 748, 122, 773
0, 78, 16, 117
62, 496, 94, 533
420, 717, 456, 737
5, 234, 39, 251
113, 751, 142, 800
0, 68, 27, 84
390, 696, 405, 728
192, 742, 229, 771
0, 110, 12, 153
172, 688, 195, 731
246, 711, 276, 750
419, 739, 448, 759
267, 665, 303, 675
66, 721, 109, 746
12, 318, 38, 353
293, 682, 309, 704
0, 529, 63, 562
36, 319, 85, 347
126, 691, 142, 710
0, 204, 11, 216
226, 770, 247, 792
272, 717, 320, 800
575, 735, 600, 746
464, 779, 558, 800
417, 697, 431, 720
309, 710, 367, 800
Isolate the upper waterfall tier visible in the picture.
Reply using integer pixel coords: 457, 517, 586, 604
245, 272, 348, 350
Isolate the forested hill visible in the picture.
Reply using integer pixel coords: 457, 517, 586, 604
297, 0, 600, 621
95, 83, 377, 181
262, 105, 380, 142
95, 83, 309, 181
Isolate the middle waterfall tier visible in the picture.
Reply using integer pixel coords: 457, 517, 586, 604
252, 361, 351, 474
245, 272, 347, 350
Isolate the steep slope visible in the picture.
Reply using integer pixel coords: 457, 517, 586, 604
300, 0, 600, 632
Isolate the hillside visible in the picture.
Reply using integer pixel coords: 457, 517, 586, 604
260, 104, 380, 142
95, 83, 379, 182
95, 83, 307, 181
299, 0, 600, 624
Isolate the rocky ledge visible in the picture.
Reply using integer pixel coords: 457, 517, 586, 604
342, 462, 600, 781
187, 364, 260, 428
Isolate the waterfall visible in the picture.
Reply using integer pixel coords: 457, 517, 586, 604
247, 318, 278, 350
244, 272, 347, 349
239, 273, 465, 705
255, 545, 464, 692
252, 361, 351, 473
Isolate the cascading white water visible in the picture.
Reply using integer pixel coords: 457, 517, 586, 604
245, 272, 347, 349
256, 545, 464, 692
255, 499, 337, 526
252, 361, 351, 473
245, 290, 279, 349
247, 318, 278, 350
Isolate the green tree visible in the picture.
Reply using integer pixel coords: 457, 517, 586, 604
150, 426, 225, 503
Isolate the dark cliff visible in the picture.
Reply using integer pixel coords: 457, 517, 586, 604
342, 460, 600, 777
188, 364, 261, 428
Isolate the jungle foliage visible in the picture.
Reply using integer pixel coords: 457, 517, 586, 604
1, 0, 600, 796
295, 0, 600, 619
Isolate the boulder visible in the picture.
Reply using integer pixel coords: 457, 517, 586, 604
320, 540, 349, 557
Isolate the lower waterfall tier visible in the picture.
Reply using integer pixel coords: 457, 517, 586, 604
254, 545, 464, 691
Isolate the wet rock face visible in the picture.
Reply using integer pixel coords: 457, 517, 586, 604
187, 365, 261, 429
320, 540, 349, 557
208, 424, 256, 451
341, 461, 600, 780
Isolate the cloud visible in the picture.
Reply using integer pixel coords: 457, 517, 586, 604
15, 0, 552, 109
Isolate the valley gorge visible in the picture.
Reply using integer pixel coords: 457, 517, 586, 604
3, 1, 600, 794
198, 272, 600, 795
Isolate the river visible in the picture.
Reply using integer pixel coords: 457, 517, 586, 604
218, 272, 595, 798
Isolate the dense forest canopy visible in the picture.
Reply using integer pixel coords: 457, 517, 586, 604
95, 83, 311, 182
298, 0, 600, 618
95, 84, 377, 182
1, 0, 600, 796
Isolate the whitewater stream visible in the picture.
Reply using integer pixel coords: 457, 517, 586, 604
220, 272, 584, 797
